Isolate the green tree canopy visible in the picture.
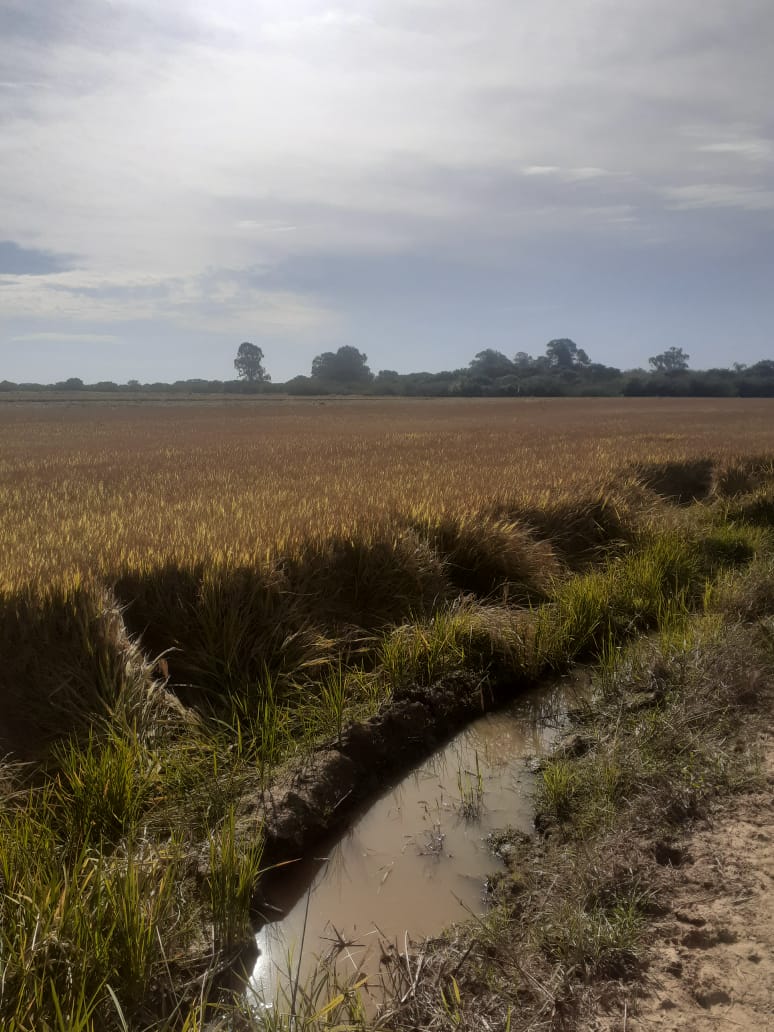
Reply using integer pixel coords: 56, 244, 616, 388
545, 339, 590, 370
468, 349, 515, 379
234, 342, 270, 383
311, 346, 372, 383
648, 347, 690, 373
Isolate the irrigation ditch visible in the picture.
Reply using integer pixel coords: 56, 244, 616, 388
230, 673, 587, 1011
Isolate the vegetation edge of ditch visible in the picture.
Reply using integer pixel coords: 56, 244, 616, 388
373, 609, 774, 1030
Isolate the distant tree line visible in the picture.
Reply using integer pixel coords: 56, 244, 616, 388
279, 340, 774, 398
3, 340, 774, 397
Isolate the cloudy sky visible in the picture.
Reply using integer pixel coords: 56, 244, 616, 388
1, 0, 772, 383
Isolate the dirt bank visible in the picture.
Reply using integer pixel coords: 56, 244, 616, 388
590, 741, 773, 1031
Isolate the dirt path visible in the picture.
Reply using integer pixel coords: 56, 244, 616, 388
597, 739, 773, 1031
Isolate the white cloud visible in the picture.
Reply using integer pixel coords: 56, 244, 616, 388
10, 331, 118, 343
0, 268, 337, 335
698, 139, 774, 161
2, 1, 771, 269
664, 183, 774, 211
522, 166, 614, 181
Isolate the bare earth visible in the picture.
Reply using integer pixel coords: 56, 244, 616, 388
596, 736, 773, 1031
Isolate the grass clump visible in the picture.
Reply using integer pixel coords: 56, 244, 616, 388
533, 531, 701, 669
538, 618, 768, 835
224, 670, 295, 791
408, 508, 560, 599
540, 759, 581, 820
635, 458, 714, 503
514, 481, 647, 565
712, 551, 774, 622
0, 584, 163, 760
378, 600, 527, 690
286, 528, 452, 627
207, 808, 264, 952
537, 890, 646, 978
698, 523, 761, 569
115, 562, 321, 710
711, 456, 774, 498
52, 730, 157, 853
456, 752, 484, 821
0, 798, 188, 1030
723, 484, 774, 527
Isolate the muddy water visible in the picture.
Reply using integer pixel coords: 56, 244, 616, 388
245, 678, 582, 1008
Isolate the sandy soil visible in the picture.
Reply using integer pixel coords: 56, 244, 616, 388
595, 738, 773, 1031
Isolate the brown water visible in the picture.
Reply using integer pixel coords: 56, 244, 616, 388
244, 678, 581, 1009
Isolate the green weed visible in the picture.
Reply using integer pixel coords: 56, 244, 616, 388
206, 807, 264, 951
540, 759, 580, 820
52, 730, 156, 852
538, 891, 645, 977
456, 752, 484, 821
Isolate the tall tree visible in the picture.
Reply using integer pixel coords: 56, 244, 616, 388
468, 349, 515, 379
545, 339, 590, 370
311, 346, 372, 383
649, 347, 689, 373
234, 342, 270, 383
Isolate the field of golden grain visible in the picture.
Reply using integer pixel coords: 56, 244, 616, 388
2, 396, 773, 593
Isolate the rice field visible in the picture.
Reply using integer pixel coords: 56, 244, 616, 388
2, 396, 773, 592
1, 395, 773, 1030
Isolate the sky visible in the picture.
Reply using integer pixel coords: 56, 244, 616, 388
1, 0, 772, 384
